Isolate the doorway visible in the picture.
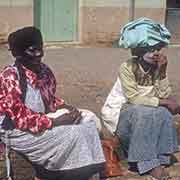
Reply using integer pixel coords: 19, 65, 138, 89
34, 0, 79, 42
166, 0, 180, 44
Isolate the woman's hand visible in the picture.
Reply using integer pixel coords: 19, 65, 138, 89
159, 98, 180, 115
156, 54, 167, 68
156, 54, 167, 79
52, 108, 82, 126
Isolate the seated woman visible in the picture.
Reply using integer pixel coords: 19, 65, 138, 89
102, 18, 180, 180
0, 27, 105, 180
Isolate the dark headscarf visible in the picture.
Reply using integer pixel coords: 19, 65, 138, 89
7, 27, 43, 104
8, 26, 43, 57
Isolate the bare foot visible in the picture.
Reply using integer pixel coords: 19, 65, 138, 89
149, 166, 169, 179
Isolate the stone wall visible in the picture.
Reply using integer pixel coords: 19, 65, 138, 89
0, 0, 33, 43
0, 0, 169, 44
0, 6, 33, 33
134, 0, 166, 23
80, 0, 166, 44
80, 0, 130, 44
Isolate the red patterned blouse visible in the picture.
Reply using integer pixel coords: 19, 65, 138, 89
0, 63, 64, 133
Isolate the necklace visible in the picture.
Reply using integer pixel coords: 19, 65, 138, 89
138, 63, 151, 75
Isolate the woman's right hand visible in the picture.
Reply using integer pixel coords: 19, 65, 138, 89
52, 110, 82, 126
159, 98, 180, 115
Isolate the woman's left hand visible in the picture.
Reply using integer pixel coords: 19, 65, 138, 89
156, 54, 167, 67
157, 54, 167, 79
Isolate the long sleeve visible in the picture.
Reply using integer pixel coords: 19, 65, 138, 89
0, 67, 52, 133
119, 62, 159, 107
154, 77, 172, 98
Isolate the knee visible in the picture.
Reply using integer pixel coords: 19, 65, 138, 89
81, 109, 102, 132
158, 106, 172, 117
157, 106, 173, 122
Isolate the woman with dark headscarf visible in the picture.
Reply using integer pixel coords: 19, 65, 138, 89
102, 18, 180, 179
0, 27, 105, 180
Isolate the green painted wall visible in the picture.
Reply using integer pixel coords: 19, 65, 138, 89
34, 0, 78, 42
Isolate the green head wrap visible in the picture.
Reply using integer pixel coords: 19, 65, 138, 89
119, 17, 171, 49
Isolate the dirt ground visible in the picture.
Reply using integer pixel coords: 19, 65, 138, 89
1, 45, 180, 179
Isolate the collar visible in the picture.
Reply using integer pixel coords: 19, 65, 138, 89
22, 65, 38, 88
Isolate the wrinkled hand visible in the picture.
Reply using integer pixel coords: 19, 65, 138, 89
156, 54, 167, 79
166, 101, 180, 115
156, 53, 167, 68
53, 108, 82, 126
160, 98, 180, 115
62, 105, 82, 123
69, 107, 82, 124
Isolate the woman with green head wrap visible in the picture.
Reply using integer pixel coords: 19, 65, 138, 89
113, 18, 180, 179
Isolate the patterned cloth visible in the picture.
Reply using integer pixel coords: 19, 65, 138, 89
0, 63, 64, 133
137, 155, 170, 174
0, 65, 105, 171
116, 105, 178, 174
119, 17, 171, 49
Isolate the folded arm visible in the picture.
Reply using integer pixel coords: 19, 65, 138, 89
119, 62, 159, 107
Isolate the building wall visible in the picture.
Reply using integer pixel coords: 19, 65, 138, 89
80, 0, 167, 44
134, 0, 166, 24
0, 0, 167, 44
80, 0, 130, 43
0, 0, 33, 41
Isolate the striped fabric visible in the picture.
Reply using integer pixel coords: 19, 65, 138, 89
116, 105, 178, 174
0, 66, 105, 172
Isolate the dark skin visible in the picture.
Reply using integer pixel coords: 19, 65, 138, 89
14, 45, 82, 126
141, 50, 180, 179
114, 47, 180, 179
140, 48, 180, 115
53, 104, 82, 126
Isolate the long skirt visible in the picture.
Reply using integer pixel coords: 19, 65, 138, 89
116, 105, 178, 173
1, 110, 105, 172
